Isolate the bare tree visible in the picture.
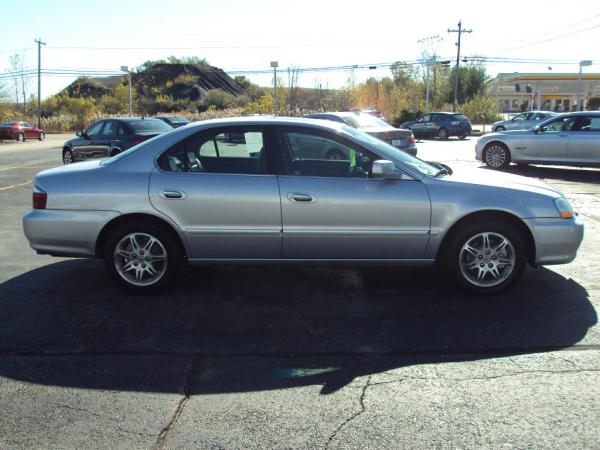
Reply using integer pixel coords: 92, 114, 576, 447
287, 66, 300, 115
8, 53, 31, 113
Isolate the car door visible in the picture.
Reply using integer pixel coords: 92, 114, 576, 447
521, 115, 576, 163
507, 113, 529, 130
149, 126, 282, 260
275, 126, 431, 260
567, 115, 600, 165
410, 115, 430, 138
96, 120, 119, 157
72, 121, 105, 159
22, 122, 34, 139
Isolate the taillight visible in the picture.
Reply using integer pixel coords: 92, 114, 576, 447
409, 134, 416, 144
33, 189, 47, 209
132, 136, 148, 145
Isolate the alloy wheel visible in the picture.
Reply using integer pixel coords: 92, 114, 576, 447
485, 145, 507, 168
459, 232, 515, 288
113, 232, 168, 287
63, 150, 73, 164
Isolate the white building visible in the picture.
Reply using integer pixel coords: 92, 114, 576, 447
489, 73, 600, 113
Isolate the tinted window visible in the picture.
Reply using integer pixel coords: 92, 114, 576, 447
85, 121, 105, 136
117, 123, 129, 136
513, 113, 528, 121
158, 128, 267, 175
127, 119, 173, 133
572, 116, 600, 132
101, 121, 119, 136
280, 129, 376, 179
452, 114, 469, 122
0, 121, 16, 126
354, 114, 391, 128
420, 115, 431, 122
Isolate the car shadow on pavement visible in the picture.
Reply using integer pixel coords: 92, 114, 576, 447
0, 259, 596, 395
483, 164, 600, 184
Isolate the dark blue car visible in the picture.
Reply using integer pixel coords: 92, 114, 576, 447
62, 117, 173, 164
400, 112, 472, 140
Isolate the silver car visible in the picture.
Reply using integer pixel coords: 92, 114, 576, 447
492, 111, 556, 132
477, 112, 600, 169
23, 117, 583, 295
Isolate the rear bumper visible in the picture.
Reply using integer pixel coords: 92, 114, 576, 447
524, 216, 584, 265
23, 209, 120, 257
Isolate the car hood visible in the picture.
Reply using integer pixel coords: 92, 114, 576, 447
439, 166, 562, 197
482, 129, 533, 139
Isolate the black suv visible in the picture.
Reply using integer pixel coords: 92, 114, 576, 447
400, 112, 472, 139
62, 118, 173, 164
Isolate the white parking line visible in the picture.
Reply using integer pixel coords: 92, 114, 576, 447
0, 158, 58, 172
0, 181, 31, 190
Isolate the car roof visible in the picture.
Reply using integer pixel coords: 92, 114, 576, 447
183, 116, 347, 132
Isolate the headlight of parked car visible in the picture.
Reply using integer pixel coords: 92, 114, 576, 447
554, 197, 574, 219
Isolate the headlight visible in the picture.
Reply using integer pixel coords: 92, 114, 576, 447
554, 197, 574, 219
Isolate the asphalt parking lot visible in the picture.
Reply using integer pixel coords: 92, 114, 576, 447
1, 134, 599, 449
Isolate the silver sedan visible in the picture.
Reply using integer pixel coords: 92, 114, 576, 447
476, 111, 600, 169
491, 111, 556, 132
23, 117, 583, 295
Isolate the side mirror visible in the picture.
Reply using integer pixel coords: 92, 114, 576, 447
76, 130, 83, 137
372, 160, 410, 180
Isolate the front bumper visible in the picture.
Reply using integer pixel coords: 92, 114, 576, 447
23, 209, 120, 257
524, 216, 584, 265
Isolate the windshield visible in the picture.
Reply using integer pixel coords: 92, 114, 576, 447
127, 119, 173, 133
342, 126, 438, 176
0, 121, 16, 126
169, 116, 189, 124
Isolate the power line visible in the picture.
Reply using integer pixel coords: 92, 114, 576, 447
502, 24, 600, 51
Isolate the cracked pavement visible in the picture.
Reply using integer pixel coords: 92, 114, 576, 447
1, 136, 599, 449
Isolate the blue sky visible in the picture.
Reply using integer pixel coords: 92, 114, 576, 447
1, 0, 599, 98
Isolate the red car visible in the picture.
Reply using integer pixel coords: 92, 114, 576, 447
0, 121, 45, 142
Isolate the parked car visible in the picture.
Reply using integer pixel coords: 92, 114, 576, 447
0, 121, 45, 142
400, 112, 472, 139
476, 111, 600, 169
492, 111, 556, 132
24, 117, 582, 295
304, 112, 417, 156
155, 116, 191, 128
62, 117, 173, 164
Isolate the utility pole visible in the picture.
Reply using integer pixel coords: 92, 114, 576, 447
448, 21, 471, 112
35, 38, 46, 128
270, 61, 278, 115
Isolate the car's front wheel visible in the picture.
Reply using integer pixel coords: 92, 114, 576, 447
483, 142, 511, 169
438, 127, 449, 140
39, 132, 45, 141
17, 133, 24, 142
63, 149, 74, 164
442, 220, 527, 295
103, 221, 182, 293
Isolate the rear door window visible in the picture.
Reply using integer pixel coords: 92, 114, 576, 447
85, 121, 105, 136
158, 127, 268, 175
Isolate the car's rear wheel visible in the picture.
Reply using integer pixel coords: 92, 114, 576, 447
459, 134, 467, 139
62, 149, 74, 164
17, 133, 24, 142
39, 132, 45, 141
103, 222, 182, 294
495, 126, 506, 132
483, 142, 511, 169
438, 127, 449, 140
442, 220, 527, 295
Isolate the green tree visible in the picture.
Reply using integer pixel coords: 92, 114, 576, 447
443, 63, 489, 105
459, 94, 501, 128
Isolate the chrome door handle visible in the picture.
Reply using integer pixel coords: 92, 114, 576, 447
288, 192, 315, 203
159, 190, 186, 199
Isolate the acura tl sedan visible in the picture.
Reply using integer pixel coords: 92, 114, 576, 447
23, 117, 583, 295
477, 111, 600, 169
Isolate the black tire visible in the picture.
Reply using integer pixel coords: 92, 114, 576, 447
110, 148, 122, 157
459, 134, 468, 140
495, 126, 506, 132
39, 132, 45, 141
441, 219, 527, 295
438, 127, 449, 140
63, 148, 74, 164
17, 133, 24, 142
325, 147, 346, 160
483, 142, 511, 169
103, 221, 182, 294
